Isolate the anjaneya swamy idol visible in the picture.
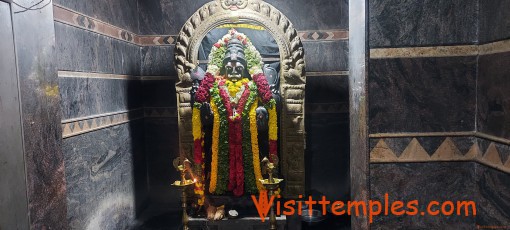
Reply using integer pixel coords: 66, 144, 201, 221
190, 29, 280, 220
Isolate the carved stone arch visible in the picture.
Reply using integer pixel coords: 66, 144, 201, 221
174, 0, 306, 198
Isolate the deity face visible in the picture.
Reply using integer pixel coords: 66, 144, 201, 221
223, 38, 247, 82
225, 60, 245, 82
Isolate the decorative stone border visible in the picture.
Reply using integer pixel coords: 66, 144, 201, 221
370, 39, 510, 59
58, 71, 141, 80
53, 4, 348, 47
370, 132, 510, 174
61, 109, 144, 138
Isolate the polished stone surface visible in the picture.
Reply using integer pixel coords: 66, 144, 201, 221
138, 0, 210, 35
12, 0, 68, 228
138, 0, 348, 35
475, 163, 510, 227
479, 0, 510, 43
59, 77, 143, 120
62, 121, 144, 229
143, 118, 181, 207
306, 76, 348, 104
265, 0, 348, 31
54, 0, 139, 33
477, 52, 510, 139
141, 46, 176, 76
369, 0, 478, 48
142, 80, 177, 108
306, 114, 349, 201
303, 41, 349, 72
369, 56, 477, 133
0, 3, 29, 228
55, 22, 141, 75
370, 162, 477, 229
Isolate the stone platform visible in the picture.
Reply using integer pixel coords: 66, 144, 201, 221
188, 216, 287, 230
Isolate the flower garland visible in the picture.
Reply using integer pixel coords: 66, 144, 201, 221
208, 98, 220, 194
192, 106, 205, 205
195, 73, 215, 103
218, 79, 254, 196
206, 29, 263, 76
225, 78, 249, 99
249, 98, 265, 191
192, 29, 281, 199
210, 84, 230, 195
192, 106, 204, 164
242, 83, 259, 194
268, 104, 278, 162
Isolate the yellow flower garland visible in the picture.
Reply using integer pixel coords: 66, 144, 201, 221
209, 99, 220, 193
249, 99, 265, 191
192, 107, 206, 205
268, 105, 278, 141
225, 78, 249, 97
192, 107, 202, 140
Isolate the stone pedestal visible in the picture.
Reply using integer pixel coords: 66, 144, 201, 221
188, 216, 286, 230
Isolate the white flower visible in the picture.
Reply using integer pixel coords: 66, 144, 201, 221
207, 65, 220, 75
249, 66, 263, 75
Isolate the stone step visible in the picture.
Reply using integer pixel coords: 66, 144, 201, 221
188, 216, 286, 230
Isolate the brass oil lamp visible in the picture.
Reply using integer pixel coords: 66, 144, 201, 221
259, 156, 283, 230
171, 158, 196, 230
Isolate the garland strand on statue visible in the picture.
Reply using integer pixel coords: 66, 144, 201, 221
211, 83, 231, 195
242, 83, 259, 194
192, 106, 205, 205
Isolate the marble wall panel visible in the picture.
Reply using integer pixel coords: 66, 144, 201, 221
369, 0, 478, 48
369, 56, 477, 133
54, 0, 139, 33
141, 46, 176, 76
370, 162, 477, 229
59, 78, 143, 120
306, 76, 349, 104
477, 52, 510, 139
479, 0, 510, 43
12, 1, 68, 228
475, 163, 510, 227
303, 41, 349, 72
138, 0, 348, 35
55, 22, 141, 75
306, 114, 350, 201
142, 80, 177, 108
143, 118, 181, 207
62, 121, 145, 229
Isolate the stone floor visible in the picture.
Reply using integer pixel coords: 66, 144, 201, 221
135, 204, 351, 230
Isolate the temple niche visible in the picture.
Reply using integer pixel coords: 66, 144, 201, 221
173, 0, 306, 227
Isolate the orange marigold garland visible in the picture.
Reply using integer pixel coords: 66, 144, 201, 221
208, 98, 220, 194
268, 103, 278, 162
249, 98, 265, 191
192, 106, 205, 205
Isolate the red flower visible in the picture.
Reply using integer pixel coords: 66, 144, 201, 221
253, 73, 273, 104
224, 38, 229, 44
214, 43, 221, 48
194, 139, 203, 164
195, 73, 215, 103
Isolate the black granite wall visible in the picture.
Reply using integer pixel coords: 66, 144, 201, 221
369, 0, 481, 228
54, 0, 147, 228
476, 0, 510, 227
9, 1, 68, 228
137, 0, 350, 227
369, 0, 510, 228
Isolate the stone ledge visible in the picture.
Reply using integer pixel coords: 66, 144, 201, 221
188, 216, 286, 230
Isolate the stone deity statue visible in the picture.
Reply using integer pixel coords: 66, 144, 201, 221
190, 29, 279, 220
